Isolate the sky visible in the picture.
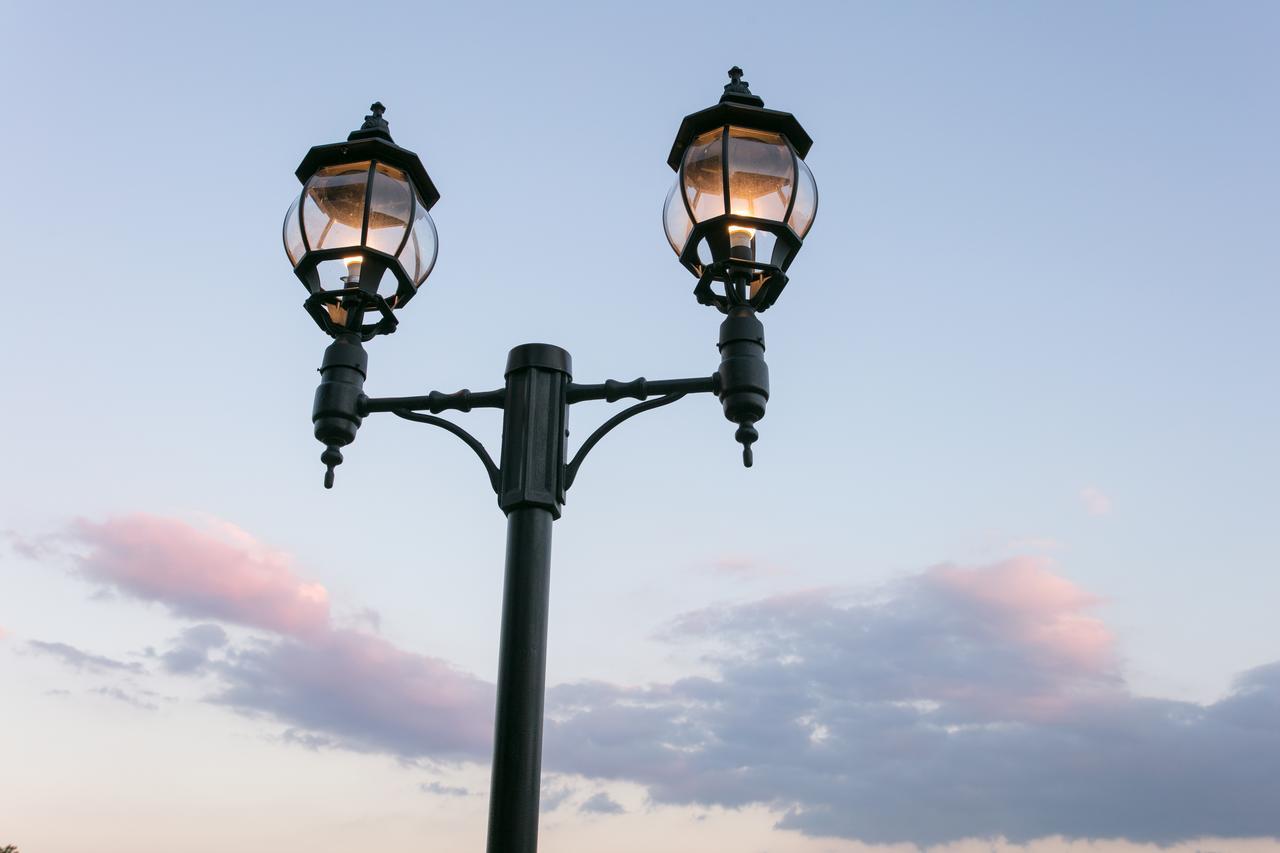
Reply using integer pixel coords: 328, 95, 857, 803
1, 1, 1278, 851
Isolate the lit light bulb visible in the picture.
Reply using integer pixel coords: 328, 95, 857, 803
728, 207, 756, 253
342, 255, 363, 285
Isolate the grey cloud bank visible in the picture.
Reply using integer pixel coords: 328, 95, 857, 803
32, 516, 1280, 847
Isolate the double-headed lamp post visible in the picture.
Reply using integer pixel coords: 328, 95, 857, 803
282, 68, 816, 853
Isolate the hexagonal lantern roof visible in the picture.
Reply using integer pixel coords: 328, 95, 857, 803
667, 68, 813, 171
295, 102, 440, 210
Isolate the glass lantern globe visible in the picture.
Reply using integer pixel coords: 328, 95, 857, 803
663, 69, 816, 312
284, 103, 440, 339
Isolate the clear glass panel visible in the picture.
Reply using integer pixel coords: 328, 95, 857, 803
282, 194, 306, 265
366, 163, 413, 256
682, 128, 725, 222
788, 157, 818, 237
753, 230, 777, 269
302, 161, 371, 251
313, 258, 359, 293
695, 236, 714, 266
396, 189, 438, 288
663, 181, 693, 254
727, 128, 794, 224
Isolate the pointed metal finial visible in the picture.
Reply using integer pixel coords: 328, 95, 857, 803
720, 66, 764, 107
348, 101, 394, 142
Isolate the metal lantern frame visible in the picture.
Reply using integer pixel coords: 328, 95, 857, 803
666, 71, 816, 313
285, 104, 441, 340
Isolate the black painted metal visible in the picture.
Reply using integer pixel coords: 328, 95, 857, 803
311, 335, 368, 488
484, 344, 573, 853
363, 388, 506, 414
716, 304, 769, 467
498, 344, 571, 518
565, 374, 717, 403
486, 506, 554, 853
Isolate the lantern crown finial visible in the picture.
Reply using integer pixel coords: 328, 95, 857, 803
720, 66, 764, 107
349, 101, 394, 142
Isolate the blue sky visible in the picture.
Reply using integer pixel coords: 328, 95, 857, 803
2, 2, 1278, 851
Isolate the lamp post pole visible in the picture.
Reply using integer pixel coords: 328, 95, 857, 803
284, 68, 817, 853
487, 345, 571, 853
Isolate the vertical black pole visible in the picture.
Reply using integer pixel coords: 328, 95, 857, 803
486, 344, 571, 853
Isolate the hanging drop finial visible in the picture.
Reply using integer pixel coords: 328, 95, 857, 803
720, 66, 765, 107
735, 420, 758, 468
321, 444, 344, 489
348, 101, 394, 142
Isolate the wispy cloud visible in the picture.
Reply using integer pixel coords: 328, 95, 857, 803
420, 781, 471, 797
1080, 486, 1113, 516
91, 685, 160, 711
27, 640, 145, 674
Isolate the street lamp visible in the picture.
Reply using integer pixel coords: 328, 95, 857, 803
282, 68, 816, 853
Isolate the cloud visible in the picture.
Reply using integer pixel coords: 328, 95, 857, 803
25, 515, 1280, 847
92, 685, 160, 711
0, 625, 8, 641
26, 515, 492, 763
27, 640, 145, 674
420, 781, 471, 797
541, 559, 1280, 847
1080, 486, 1112, 516
211, 627, 493, 761
578, 791, 625, 815
158, 623, 228, 674
541, 781, 575, 813
65, 515, 330, 636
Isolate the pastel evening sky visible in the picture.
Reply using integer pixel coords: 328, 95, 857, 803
2, 2, 1278, 852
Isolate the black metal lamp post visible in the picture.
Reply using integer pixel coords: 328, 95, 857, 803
282, 69, 816, 853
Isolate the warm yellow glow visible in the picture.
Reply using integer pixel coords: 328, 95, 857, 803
729, 207, 756, 237
728, 208, 756, 249
342, 255, 363, 284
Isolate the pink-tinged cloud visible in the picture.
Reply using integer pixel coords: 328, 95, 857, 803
929, 558, 1114, 674
0, 624, 9, 641
1080, 486, 1112, 516
67, 515, 330, 636
925, 558, 1119, 718
47, 514, 494, 759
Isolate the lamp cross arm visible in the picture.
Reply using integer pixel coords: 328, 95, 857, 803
361, 387, 506, 415
566, 374, 719, 404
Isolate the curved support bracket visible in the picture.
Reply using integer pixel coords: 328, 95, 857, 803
392, 410, 501, 495
564, 394, 687, 490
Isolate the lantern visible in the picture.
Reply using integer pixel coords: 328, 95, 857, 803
663, 68, 817, 312
284, 103, 440, 339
